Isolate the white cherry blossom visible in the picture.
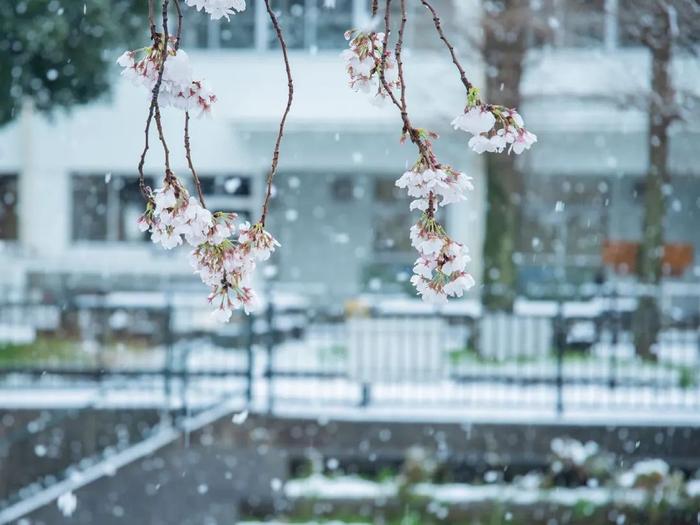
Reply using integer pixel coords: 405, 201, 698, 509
238, 222, 281, 261
117, 44, 217, 116
186, 0, 246, 20
451, 106, 496, 135
396, 161, 473, 210
57, 492, 77, 517
452, 88, 536, 156
409, 226, 475, 304
343, 30, 401, 103
510, 129, 538, 154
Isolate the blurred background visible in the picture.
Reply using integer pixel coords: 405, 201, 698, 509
1, 0, 700, 523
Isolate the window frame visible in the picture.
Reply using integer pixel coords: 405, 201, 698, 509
70, 173, 257, 245
183, 0, 367, 50
0, 173, 19, 242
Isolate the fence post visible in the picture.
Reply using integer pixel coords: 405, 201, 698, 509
359, 382, 371, 407
98, 302, 108, 389
245, 312, 255, 408
265, 298, 275, 414
163, 302, 174, 420
554, 303, 565, 416
608, 289, 619, 390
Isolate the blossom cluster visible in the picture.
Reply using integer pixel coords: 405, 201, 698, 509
391, 155, 475, 303
185, 0, 246, 20
409, 215, 476, 304
138, 174, 279, 321
452, 103, 537, 155
342, 30, 400, 105
395, 161, 474, 212
117, 43, 216, 116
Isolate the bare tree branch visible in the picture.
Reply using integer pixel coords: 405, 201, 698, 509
185, 111, 206, 207
419, 0, 474, 95
138, 0, 172, 199
259, 0, 294, 227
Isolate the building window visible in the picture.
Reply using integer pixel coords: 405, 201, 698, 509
194, 174, 252, 197
269, 0, 354, 50
219, 4, 257, 48
529, 0, 608, 48
618, 0, 699, 48
331, 177, 355, 202
183, 0, 355, 50
117, 176, 154, 242
371, 177, 447, 255
518, 174, 610, 295
364, 176, 448, 293
372, 178, 414, 254
72, 174, 253, 242
560, 0, 606, 47
316, 0, 354, 49
72, 176, 108, 241
0, 175, 18, 240
192, 174, 253, 216
182, 2, 256, 49
72, 175, 154, 242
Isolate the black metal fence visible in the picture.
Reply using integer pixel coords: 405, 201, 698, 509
0, 295, 699, 416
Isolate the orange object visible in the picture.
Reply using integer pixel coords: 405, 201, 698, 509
662, 244, 694, 277
602, 241, 694, 277
602, 241, 638, 274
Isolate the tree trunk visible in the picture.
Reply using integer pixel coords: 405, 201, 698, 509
633, 6, 673, 361
481, 1, 528, 312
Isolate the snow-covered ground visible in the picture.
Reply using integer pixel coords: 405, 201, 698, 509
2, 373, 700, 425
282, 474, 654, 508
1, 323, 699, 424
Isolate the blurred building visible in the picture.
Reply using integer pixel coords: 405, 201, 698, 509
0, 0, 698, 305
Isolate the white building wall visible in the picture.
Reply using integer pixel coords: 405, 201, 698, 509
0, 48, 486, 299
0, 21, 699, 299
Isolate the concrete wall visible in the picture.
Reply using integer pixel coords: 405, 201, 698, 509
10, 411, 700, 523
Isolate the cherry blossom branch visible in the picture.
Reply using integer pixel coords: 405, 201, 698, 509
259, 0, 294, 227
394, 0, 409, 125
154, 102, 172, 173
137, 109, 154, 198
379, 0, 436, 217
130, 1, 279, 321
377, 1, 404, 114
341, 0, 519, 304
185, 111, 206, 207
173, 0, 184, 50
153, 1, 172, 173
138, 0, 172, 199
172, 0, 204, 206
148, 0, 157, 39
419, 0, 474, 95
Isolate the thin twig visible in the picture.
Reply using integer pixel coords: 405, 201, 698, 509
185, 111, 206, 207
154, 101, 171, 173
174, 0, 203, 206
138, 0, 172, 198
377, 0, 405, 114
173, 0, 183, 50
259, 0, 294, 227
395, 0, 409, 119
419, 0, 474, 94
378, 0, 435, 218
153, 0, 172, 173
148, 0, 157, 39
377, 0, 426, 157
137, 109, 154, 198
371, 0, 378, 16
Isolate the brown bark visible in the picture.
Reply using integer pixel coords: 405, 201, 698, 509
481, 1, 529, 311
633, 4, 674, 360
